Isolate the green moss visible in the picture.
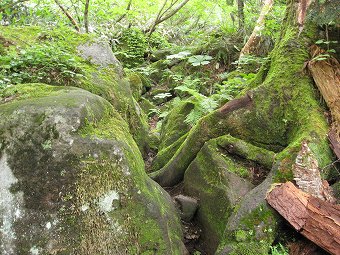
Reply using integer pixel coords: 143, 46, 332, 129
183, 138, 255, 252
78, 107, 183, 254
139, 97, 156, 115
216, 135, 276, 169
217, 204, 278, 255
0, 83, 63, 102
0, 26, 90, 51
127, 72, 143, 100
159, 100, 194, 151
151, 134, 187, 172
228, 241, 269, 255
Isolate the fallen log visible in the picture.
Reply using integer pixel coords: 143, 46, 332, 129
266, 182, 340, 255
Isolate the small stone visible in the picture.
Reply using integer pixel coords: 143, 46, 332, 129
174, 195, 198, 222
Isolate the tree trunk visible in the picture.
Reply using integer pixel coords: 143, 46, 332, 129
150, 0, 334, 191
239, 0, 273, 58
54, 0, 80, 32
237, 0, 244, 32
84, 0, 90, 33
147, 0, 190, 36
266, 182, 340, 255
308, 45, 340, 158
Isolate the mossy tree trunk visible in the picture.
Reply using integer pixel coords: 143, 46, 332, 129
150, 0, 334, 187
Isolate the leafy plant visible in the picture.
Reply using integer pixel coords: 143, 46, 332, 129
311, 39, 337, 61
211, 72, 255, 104
0, 43, 84, 87
188, 54, 213, 66
166, 51, 191, 60
175, 85, 218, 125
270, 243, 288, 255
153, 92, 172, 99
114, 28, 148, 68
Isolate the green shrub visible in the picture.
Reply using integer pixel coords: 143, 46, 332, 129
148, 32, 170, 50
114, 28, 148, 68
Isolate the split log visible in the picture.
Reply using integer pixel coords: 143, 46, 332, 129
308, 45, 340, 158
266, 182, 340, 255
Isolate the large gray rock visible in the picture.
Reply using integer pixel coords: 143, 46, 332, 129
0, 84, 185, 254
77, 42, 124, 77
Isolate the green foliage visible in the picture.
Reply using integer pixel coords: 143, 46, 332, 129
0, 43, 84, 87
114, 28, 148, 68
188, 54, 213, 66
212, 72, 255, 103
308, 0, 340, 26
270, 243, 288, 255
148, 32, 171, 50
175, 84, 218, 125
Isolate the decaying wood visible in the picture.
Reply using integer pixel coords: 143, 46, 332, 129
266, 182, 340, 255
219, 93, 252, 114
308, 45, 340, 159
328, 128, 340, 159
293, 141, 335, 203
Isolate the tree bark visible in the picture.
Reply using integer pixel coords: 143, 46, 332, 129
237, 0, 244, 32
84, 0, 90, 33
54, 0, 80, 32
308, 45, 340, 158
239, 0, 273, 58
266, 182, 340, 255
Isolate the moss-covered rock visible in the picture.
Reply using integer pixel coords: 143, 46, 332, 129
149, 101, 193, 172
151, 134, 188, 172
159, 101, 194, 151
215, 172, 280, 255
0, 26, 150, 155
139, 96, 157, 116
184, 139, 254, 253
127, 72, 144, 101
0, 83, 185, 254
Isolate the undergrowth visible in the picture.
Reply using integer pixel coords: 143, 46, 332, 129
0, 43, 84, 87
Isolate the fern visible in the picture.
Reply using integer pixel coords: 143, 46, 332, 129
175, 84, 218, 126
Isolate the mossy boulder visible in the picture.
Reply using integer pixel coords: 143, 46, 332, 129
215, 173, 280, 255
127, 72, 146, 101
0, 83, 185, 254
150, 101, 193, 172
139, 96, 156, 116
184, 138, 254, 253
159, 101, 194, 151
0, 26, 149, 155
151, 134, 188, 172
